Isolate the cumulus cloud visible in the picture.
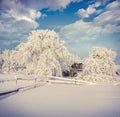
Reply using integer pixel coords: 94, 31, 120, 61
94, 2, 101, 7
0, 14, 37, 48
76, 8, 90, 18
0, 0, 41, 21
76, 5, 96, 18
76, 2, 101, 18
106, 0, 120, 9
60, 20, 112, 41
89, 0, 112, 5
0, 0, 42, 48
60, 0, 120, 42
94, 10, 120, 25
19, 0, 81, 11
94, 1, 120, 25
0, 0, 81, 48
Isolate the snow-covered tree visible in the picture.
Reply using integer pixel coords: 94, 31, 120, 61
0, 51, 4, 73
0, 50, 18, 73
54, 40, 80, 71
76, 47, 118, 83
0, 30, 80, 78
34, 48, 62, 79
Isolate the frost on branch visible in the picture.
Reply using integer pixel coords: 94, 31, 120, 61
76, 47, 118, 83
0, 30, 80, 78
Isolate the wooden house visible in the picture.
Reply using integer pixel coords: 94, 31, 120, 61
69, 63, 84, 77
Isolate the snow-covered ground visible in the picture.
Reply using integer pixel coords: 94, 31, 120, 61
0, 73, 120, 117
0, 73, 36, 92
0, 83, 120, 117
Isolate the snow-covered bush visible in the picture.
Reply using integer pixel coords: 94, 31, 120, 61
0, 50, 18, 73
76, 47, 118, 83
0, 30, 80, 78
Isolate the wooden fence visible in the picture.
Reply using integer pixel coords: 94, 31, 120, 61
0, 76, 96, 96
0, 76, 46, 96
48, 76, 94, 85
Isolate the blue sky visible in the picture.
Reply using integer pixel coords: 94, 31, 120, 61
0, 0, 120, 64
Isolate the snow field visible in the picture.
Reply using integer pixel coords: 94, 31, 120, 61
0, 73, 45, 94
0, 84, 120, 117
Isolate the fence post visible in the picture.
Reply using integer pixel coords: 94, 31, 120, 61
15, 75, 18, 86
34, 78, 37, 88
74, 78, 77, 85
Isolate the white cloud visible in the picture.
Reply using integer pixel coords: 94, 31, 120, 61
90, 0, 112, 6
0, 0, 42, 30
29, 9, 41, 19
7, 9, 41, 24
87, 5, 96, 15
94, 1, 120, 25
0, 0, 42, 48
0, 11, 39, 48
94, 2, 101, 7
76, 2, 100, 18
94, 10, 120, 25
0, 0, 82, 48
106, 0, 120, 9
61, 1, 120, 42
18, 0, 81, 11
47, 0, 80, 10
60, 18, 120, 42
60, 20, 112, 41
76, 9, 89, 18
3, 1, 42, 24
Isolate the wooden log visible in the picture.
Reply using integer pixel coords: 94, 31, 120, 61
0, 88, 19, 96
